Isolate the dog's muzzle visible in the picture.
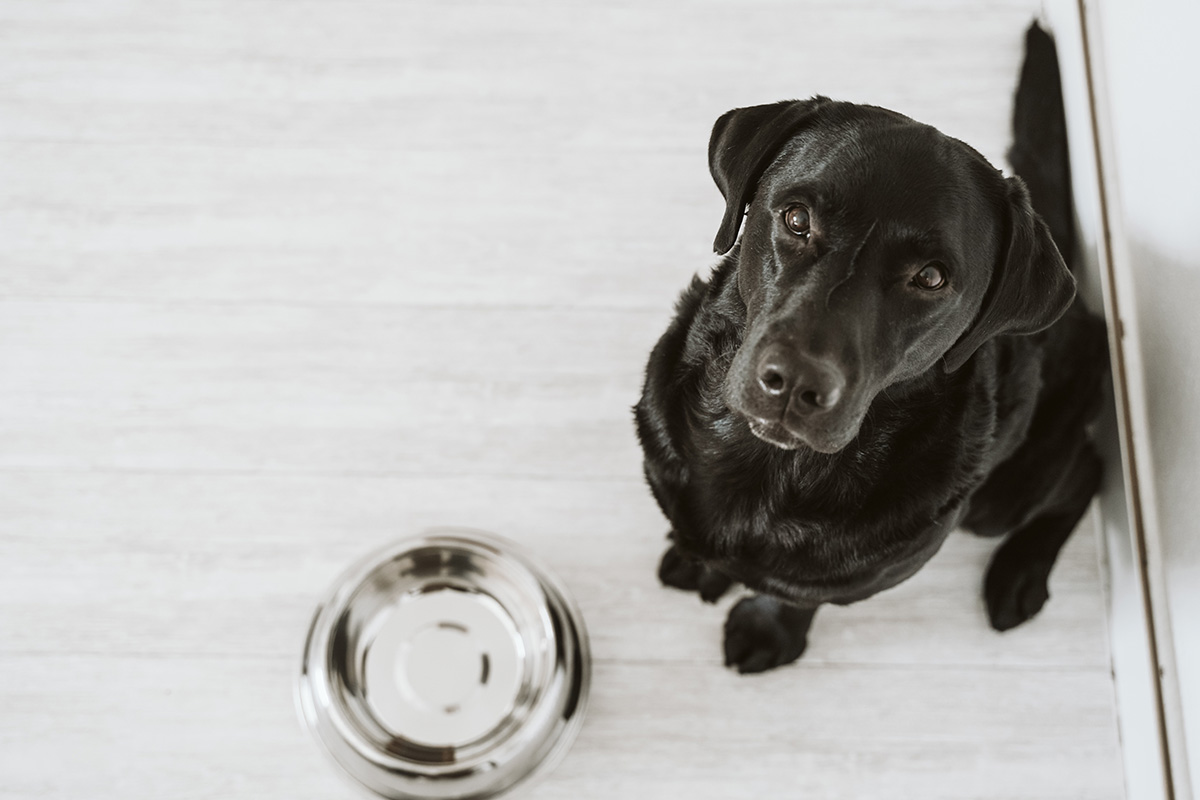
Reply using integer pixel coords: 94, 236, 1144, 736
734, 343, 857, 453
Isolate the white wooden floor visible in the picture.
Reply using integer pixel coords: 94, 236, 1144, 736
0, 1, 1126, 798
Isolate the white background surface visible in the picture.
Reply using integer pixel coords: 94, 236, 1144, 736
0, 2, 1126, 798
1091, 0, 1200, 792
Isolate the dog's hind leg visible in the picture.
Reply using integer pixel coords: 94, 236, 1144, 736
723, 595, 818, 674
658, 542, 734, 603
983, 443, 1103, 631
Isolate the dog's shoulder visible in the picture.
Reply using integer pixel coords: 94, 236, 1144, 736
635, 257, 742, 462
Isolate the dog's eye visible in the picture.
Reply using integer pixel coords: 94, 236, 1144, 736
783, 206, 811, 238
912, 263, 947, 291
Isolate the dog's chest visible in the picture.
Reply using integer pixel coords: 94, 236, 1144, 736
674, 398, 976, 602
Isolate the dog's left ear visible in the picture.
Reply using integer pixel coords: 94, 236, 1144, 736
709, 98, 829, 254
942, 176, 1076, 372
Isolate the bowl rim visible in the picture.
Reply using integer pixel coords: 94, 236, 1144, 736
296, 527, 591, 800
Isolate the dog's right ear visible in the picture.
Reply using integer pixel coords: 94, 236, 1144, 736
709, 98, 829, 254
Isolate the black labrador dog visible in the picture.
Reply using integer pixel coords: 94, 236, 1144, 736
635, 25, 1108, 674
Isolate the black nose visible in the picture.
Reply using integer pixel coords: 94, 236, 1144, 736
755, 346, 845, 412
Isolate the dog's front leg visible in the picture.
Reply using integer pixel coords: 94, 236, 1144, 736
985, 444, 1103, 631
723, 595, 817, 674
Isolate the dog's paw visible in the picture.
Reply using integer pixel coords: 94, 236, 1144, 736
984, 549, 1053, 632
657, 544, 733, 603
696, 567, 734, 604
658, 543, 702, 591
723, 596, 813, 674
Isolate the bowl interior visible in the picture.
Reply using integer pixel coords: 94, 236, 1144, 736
326, 540, 559, 769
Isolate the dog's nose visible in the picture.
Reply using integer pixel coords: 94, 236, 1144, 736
755, 346, 845, 413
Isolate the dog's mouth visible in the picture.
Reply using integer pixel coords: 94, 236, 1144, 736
744, 414, 858, 454
745, 417, 806, 450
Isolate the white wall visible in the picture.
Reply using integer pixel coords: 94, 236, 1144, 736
1092, 0, 1200, 794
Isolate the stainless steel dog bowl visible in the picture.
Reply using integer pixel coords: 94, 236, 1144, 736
297, 529, 591, 799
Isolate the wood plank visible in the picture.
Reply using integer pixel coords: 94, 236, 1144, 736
0, 299, 660, 477
0, 143, 718, 311
0, 1, 1037, 154
0, 1, 1041, 309
0, 472, 1113, 670
0, 656, 1123, 800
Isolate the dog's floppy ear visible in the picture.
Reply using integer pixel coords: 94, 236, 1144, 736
709, 98, 829, 254
942, 176, 1076, 372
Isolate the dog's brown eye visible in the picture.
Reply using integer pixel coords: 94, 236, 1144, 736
913, 263, 947, 291
783, 206, 811, 237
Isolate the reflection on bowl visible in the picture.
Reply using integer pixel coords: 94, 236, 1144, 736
297, 529, 591, 799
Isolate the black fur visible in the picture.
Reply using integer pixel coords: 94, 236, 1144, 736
634, 23, 1108, 673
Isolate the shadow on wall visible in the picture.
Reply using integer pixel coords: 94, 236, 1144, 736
1128, 242, 1200, 544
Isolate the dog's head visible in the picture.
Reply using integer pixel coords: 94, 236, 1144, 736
711, 98, 1075, 453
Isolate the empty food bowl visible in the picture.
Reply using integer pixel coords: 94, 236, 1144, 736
297, 529, 591, 799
